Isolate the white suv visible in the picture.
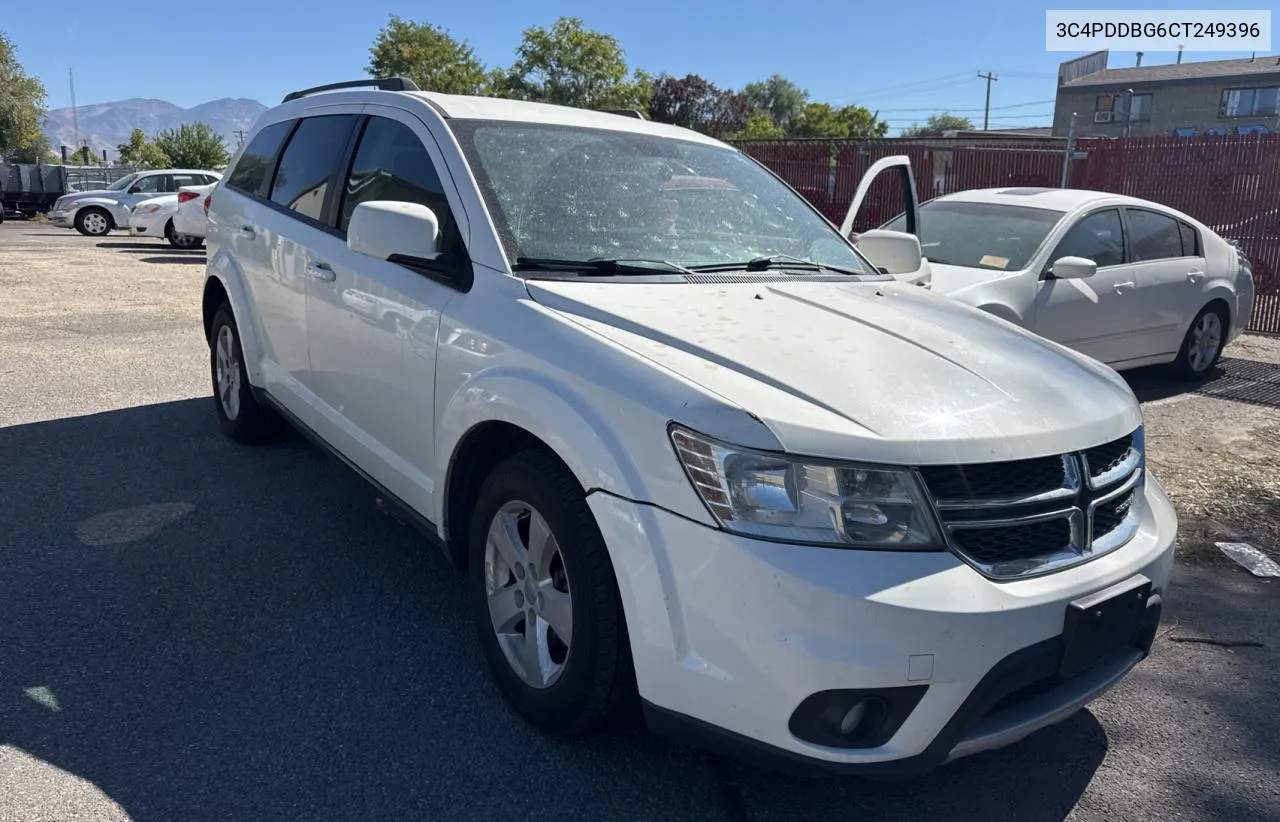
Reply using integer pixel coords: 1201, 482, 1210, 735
201, 78, 1177, 776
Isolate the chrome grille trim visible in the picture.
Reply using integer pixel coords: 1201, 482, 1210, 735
923, 429, 1145, 581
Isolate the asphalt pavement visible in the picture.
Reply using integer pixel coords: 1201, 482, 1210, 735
1, 222, 1276, 821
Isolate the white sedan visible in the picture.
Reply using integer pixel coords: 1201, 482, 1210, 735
875, 188, 1256, 380
128, 194, 203, 249
173, 183, 215, 242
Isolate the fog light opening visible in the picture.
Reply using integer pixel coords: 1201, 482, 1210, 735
820, 696, 889, 743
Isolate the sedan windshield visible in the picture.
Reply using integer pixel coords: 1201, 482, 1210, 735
450, 120, 869, 275
106, 173, 141, 192
884, 200, 1065, 271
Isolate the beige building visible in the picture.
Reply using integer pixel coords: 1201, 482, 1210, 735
1053, 50, 1280, 138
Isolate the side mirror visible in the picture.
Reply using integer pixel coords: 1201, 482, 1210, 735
1048, 256, 1097, 280
348, 200, 440, 262
854, 229, 923, 276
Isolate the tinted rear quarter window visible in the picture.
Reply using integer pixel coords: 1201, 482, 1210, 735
226, 120, 294, 196
270, 115, 359, 222
1178, 221, 1200, 256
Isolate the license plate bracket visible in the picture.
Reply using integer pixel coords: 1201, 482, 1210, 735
1060, 574, 1152, 680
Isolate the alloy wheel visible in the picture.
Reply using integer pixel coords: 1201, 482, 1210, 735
214, 325, 241, 420
1188, 312, 1222, 374
484, 500, 574, 689
83, 212, 108, 235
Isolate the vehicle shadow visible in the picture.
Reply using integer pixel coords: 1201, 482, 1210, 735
94, 241, 170, 251
138, 256, 206, 265
0, 400, 1107, 821
1126, 356, 1280, 411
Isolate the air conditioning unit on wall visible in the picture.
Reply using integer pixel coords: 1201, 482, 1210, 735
1094, 111, 1113, 123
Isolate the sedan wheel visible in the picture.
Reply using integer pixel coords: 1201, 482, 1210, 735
76, 209, 111, 236
1173, 305, 1226, 381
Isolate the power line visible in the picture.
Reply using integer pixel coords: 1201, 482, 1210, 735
876, 99, 1055, 113
829, 72, 975, 104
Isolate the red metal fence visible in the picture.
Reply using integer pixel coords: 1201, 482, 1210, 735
736, 135, 1280, 334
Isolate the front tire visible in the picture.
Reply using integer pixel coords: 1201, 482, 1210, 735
75, 207, 112, 236
469, 450, 635, 734
1172, 304, 1227, 381
209, 305, 276, 442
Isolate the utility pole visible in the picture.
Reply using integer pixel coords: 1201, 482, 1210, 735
233, 129, 247, 148
1061, 112, 1078, 188
978, 71, 998, 130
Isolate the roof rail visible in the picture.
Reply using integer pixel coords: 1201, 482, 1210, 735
282, 77, 420, 104
602, 109, 645, 120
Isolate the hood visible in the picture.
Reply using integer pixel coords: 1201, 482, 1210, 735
526, 278, 1140, 466
58, 190, 120, 207
895, 261, 1030, 295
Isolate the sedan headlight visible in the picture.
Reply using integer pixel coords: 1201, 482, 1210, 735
137, 203, 161, 214
669, 426, 943, 548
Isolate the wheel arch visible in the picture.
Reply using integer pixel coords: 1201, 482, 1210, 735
201, 252, 266, 386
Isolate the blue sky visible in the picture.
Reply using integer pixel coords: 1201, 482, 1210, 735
4, 0, 1269, 132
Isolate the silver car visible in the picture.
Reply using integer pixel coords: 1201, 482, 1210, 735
50, 169, 221, 236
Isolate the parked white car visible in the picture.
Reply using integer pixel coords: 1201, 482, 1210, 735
50, 168, 221, 236
866, 187, 1255, 380
173, 183, 216, 241
201, 79, 1175, 777
127, 193, 203, 249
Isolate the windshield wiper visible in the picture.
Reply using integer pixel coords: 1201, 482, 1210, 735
686, 254, 863, 276
514, 257, 693, 276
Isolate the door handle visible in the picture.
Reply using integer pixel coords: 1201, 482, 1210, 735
1113, 281, 1136, 294
1187, 270, 1204, 284
306, 260, 336, 282
238, 225, 256, 239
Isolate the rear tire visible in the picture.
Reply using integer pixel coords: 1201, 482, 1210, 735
165, 219, 203, 249
75, 207, 112, 236
209, 305, 276, 443
469, 450, 636, 735
1171, 304, 1227, 382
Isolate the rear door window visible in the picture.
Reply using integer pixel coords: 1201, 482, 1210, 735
269, 115, 359, 223
1126, 209, 1184, 262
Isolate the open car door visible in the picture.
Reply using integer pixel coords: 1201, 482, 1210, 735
839, 155, 931, 287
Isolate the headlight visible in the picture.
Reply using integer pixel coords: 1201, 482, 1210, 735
138, 204, 160, 214
69, 201, 82, 209
669, 426, 943, 548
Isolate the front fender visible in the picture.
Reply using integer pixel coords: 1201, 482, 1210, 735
434, 365, 719, 537
206, 249, 266, 387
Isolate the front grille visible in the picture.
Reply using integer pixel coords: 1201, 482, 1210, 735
1084, 433, 1134, 480
951, 518, 1071, 566
919, 455, 1065, 501
1093, 489, 1135, 536
925, 428, 1144, 579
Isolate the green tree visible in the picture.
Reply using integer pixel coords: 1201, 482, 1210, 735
501, 16, 648, 110
367, 15, 489, 95
116, 128, 171, 168
899, 112, 975, 138
743, 74, 808, 133
0, 32, 48, 159
153, 122, 228, 169
9, 134, 57, 163
734, 112, 786, 140
791, 102, 888, 139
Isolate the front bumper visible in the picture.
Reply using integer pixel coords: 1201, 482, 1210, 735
589, 473, 1177, 775
50, 210, 72, 227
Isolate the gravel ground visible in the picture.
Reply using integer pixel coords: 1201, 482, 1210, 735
1, 221, 1277, 822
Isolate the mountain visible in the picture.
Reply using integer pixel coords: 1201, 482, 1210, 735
43, 97, 268, 158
